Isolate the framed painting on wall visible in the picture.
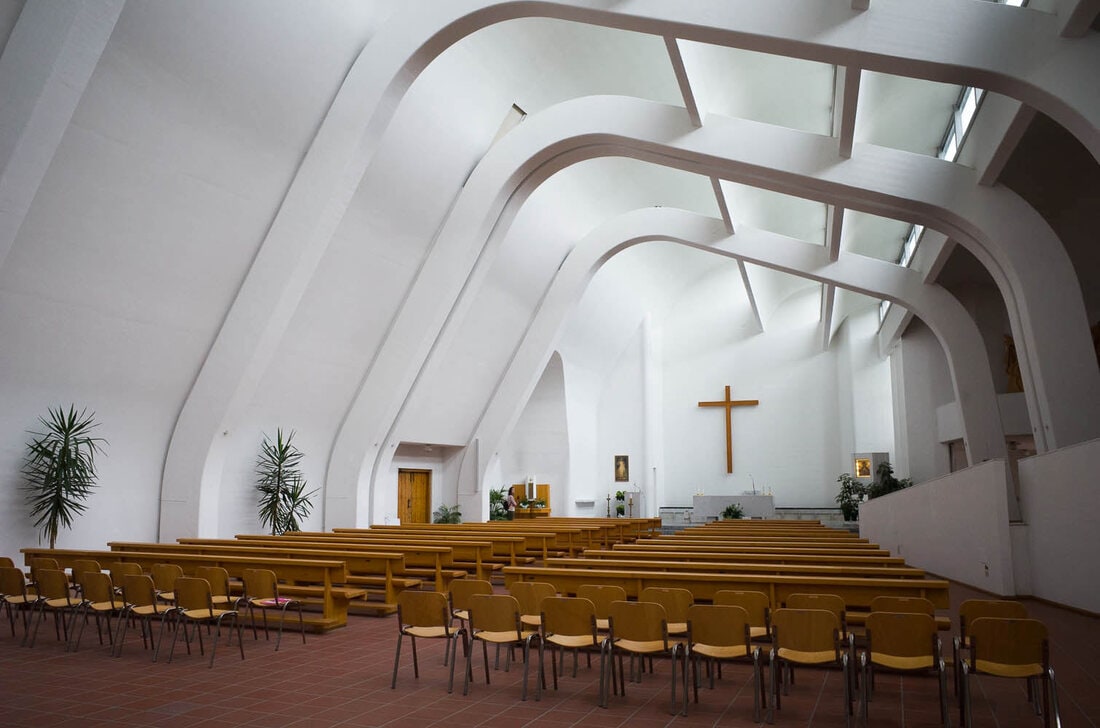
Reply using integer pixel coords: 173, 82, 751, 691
614, 455, 629, 482
854, 457, 872, 479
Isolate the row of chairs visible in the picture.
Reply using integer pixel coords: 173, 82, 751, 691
1, 558, 306, 668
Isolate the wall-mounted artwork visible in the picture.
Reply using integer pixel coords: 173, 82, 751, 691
614, 455, 629, 482
854, 457, 872, 478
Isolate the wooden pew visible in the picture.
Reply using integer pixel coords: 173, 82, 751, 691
584, 548, 907, 567
502, 564, 950, 611
616, 543, 893, 558
324, 528, 528, 566
110, 541, 415, 611
264, 533, 500, 580
22, 547, 361, 631
637, 536, 882, 549
354, 526, 566, 560
546, 556, 928, 579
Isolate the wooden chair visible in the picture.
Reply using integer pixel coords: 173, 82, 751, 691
714, 589, 771, 642
166, 576, 244, 668
391, 590, 466, 693
0, 556, 14, 569
106, 561, 142, 596
768, 608, 853, 727
859, 611, 949, 726
686, 604, 763, 721
869, 595, 936, 615
537, 596, 602, 700
70, 559, 102, 595
240, 568, 305, 651
27, 568, 80, 649
953, 599, 1028, 694
194, 566, 234, 609
508, 581, 557, 629
786, 592, 854, 688
603, 600, 687, 715
959, 617, 1060, 728
640, 586, 693, 638
151, 563, 184, 605
577, 584, 625, 631
0, 565, 39, 638
449, 578, 493, 628
464, 593, 540, 699
71, 571, 123, 652
114, 573, 171, 660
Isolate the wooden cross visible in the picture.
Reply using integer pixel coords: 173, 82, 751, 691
698, 385, 759, 473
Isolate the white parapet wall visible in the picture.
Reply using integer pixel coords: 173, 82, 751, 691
1018, 437, 1100, 614
859, 460, 1015, 596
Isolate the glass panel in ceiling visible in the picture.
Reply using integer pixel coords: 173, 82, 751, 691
841, 209, 913, 263
677, 42, 834, 135
718, 180, 828, 244
855, 71, 963, 157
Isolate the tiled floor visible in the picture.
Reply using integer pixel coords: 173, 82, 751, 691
1, 581, 1096, 727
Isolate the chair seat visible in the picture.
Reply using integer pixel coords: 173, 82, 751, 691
520, 614, 541, 627
596, 618, 609, 631
749, 626, 768, 639
975, 659, 1043, 678
252, 597, 294, 608
616, 638, 668, 654
547, 633, 599, 649
179, 607, 234, 620
692, 643, 750, 660
871, 653, 935, 671
406, 625, 450, 639
452, 608, 470, 621
477, 628, 538, 644
667, 621, 688, 635
777, 646, 840, 664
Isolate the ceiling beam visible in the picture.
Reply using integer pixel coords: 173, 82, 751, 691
737, 260, 765, 334
826, 205, 844, 261
821, 284, 836, 350
978, 102, 1037, 186
711, 176, 734, 234
837, 66, 862, 158
664, 36, 703, 127
852, 0, 871, 9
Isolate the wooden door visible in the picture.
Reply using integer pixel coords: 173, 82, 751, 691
398, 469, 431, 524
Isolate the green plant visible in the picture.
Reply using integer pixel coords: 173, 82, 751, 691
489, 485, 508, 520
721, 502, 744, 519
433, 504, 462, 523
255, 429, 316, 534
615, 490, 626, 502
615, 503, 625, 516
23, 405, 107, 548
835, 473, 867, 521
867, 461, 913, 499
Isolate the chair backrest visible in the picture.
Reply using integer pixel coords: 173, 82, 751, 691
121, 574, 158, 609
30, 557, 60, 583
396, 589, 451, 630
508, 581, 557, 618
865, 611, 937, 662
687, 604, 751, 652
869, 596, 935, 616
0, 566, 28, 597
71, 559, 102, 589
174, 577, 214, 614
785, 593, 846, 630
449, 578, 493, 611
152, 563, 184, 592
771, 608, 841, 654
0, 556, 15, 569
541, 596, 598, 641
242, 569, 278, 600
608, 600, 668, 643
195, 566, 231, 598
576, 584, 626, 620
36, 568, 73, 601
713, 590, 770, 629
639, 586, 693, 623
968, 617, 1049, 677
81, 571, 119, 607
107, 562, 143, 584
468, 593, 524, 635
958, 599, 1028, 641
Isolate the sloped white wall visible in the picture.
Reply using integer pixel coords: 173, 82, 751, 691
890, 319, 954, 482
1018, 438, 1100, 613
860, 459, 1016, 595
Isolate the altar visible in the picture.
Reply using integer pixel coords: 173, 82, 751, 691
692, 494, 775, 521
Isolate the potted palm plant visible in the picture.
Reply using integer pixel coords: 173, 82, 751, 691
23, 405, 107, 548
255, 429, 317, 534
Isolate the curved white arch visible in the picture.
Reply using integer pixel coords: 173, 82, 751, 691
160, 1, 1099, 538
326, 95, 1097, 529
464, 207, 1008, 510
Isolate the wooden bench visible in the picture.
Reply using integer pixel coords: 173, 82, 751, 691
546, 557, 928, 579
22, 547, 361, 631
637, 537, 883, 549
502, 564, 950, 611
585, 548, 908, 567
357, 526, 573, 559
222, 536, 465, 592
110, 541, 417, 613
277, 533, 499, 579
615, 543, 893, 558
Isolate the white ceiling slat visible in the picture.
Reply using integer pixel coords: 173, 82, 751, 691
821, 284, 836, 350
852, 0, 871, 9
838, 65, 862, 158
978, 103, 1036, 186
711, 177, 735, 234
826, 205, 845, 261
737, 260, 765, 333
664, 36, 703, 127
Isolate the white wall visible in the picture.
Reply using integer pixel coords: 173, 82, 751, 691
890, 319, 954, 482
1018, 438, 1100, 613
597, 326, 647, 510
562, 361, 603, 516
860, 459, 1016, 595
